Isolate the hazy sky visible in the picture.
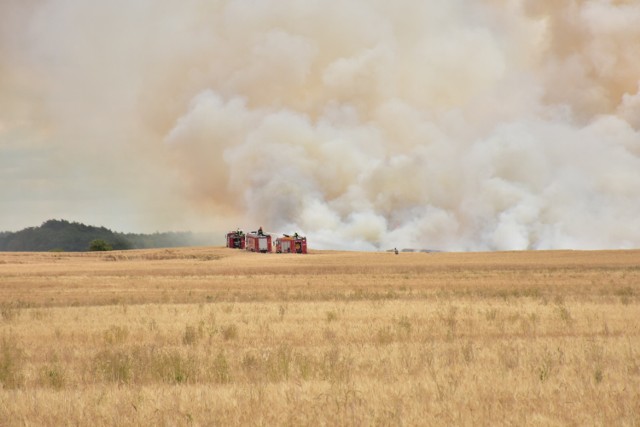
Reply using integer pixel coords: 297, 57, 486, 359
1, 0, 639, 250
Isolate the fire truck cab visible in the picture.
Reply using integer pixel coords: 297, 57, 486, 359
226, 230, 246, 249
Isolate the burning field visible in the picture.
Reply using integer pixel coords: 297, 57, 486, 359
1, 247, 638, 425
2, 1, 640, 250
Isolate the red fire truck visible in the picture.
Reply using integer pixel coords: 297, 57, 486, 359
225, 230, 246, 249
245, 231, 272, 253
275, 234, 307, 254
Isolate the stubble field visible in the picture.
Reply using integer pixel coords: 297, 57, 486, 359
0, 247, 639, 426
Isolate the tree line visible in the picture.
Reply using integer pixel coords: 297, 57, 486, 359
0, 219, 215, 252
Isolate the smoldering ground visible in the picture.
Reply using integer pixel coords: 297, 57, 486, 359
1, 0, 639, 250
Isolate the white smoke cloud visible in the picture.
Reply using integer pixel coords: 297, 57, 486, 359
1, 0, 639, 250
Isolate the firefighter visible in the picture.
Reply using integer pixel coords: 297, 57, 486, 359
258, 227, 263, 236
394, 247, 399, 255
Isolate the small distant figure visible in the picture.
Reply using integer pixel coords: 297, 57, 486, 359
258, 226, 264, 236
394, 247, 399, 255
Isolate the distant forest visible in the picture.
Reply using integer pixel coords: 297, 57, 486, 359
0, 219, 216, 252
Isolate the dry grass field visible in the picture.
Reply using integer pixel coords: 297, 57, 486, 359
0, 247, 639, 426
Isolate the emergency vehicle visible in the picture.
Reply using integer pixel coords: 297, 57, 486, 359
275, 234, 307, 254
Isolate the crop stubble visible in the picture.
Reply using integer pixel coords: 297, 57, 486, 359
0, 248, 639, 425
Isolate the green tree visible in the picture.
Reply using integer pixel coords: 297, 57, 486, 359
89, 239, 112, 251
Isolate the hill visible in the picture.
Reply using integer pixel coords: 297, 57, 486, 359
0, 219, 214, 252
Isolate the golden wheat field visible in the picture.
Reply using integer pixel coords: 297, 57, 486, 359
0, 247, 639, 426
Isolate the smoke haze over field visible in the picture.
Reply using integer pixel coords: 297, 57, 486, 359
1, 0, 639, 250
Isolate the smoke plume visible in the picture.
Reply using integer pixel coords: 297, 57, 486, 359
1, 0, 639, 250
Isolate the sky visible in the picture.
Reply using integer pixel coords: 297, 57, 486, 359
1, 0, 639, 251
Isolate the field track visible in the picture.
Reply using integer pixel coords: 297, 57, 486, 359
1, 248, 639, 425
